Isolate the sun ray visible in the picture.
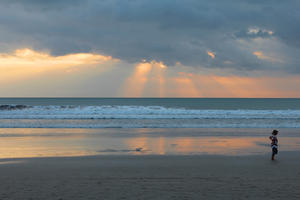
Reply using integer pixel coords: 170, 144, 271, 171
121, 62, 153, 97
158, 67, 166, 97
211, 75, 280, 97
142, 61, 167, 97
170, 72, 201, 97
121, 61, 167, 97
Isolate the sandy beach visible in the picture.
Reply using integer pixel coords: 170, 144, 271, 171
1, 152, 300, 200
1, 0, 300, 197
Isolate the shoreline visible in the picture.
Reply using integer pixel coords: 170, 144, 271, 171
1, 128, 300, 158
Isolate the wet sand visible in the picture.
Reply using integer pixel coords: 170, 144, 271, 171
1, 128, 300, 158
1, 152, 300, 200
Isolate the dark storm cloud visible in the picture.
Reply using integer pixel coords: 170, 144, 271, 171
1, 0, 83, 10
0, 0, 299, 72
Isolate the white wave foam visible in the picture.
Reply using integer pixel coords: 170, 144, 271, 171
0, 105, 300, 119
0, 122, 300, 128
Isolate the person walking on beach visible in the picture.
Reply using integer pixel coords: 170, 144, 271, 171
269, 130, 279, 160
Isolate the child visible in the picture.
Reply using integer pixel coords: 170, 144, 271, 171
269, 130, 279, 160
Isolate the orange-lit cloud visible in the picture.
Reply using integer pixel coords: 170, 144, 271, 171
253, 51, 283, 63
0, 48, 115, 67
0, 48, 118, 83
207, 51, 215, 59
1, 48, 300, 97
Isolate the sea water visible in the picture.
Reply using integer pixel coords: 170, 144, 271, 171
0, 98, 300, 128
1, 98, 300, 157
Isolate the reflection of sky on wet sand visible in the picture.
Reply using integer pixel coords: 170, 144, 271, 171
124, 137, 300, 155
0, 128, 300, 158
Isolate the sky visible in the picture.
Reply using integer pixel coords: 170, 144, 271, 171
0, 0, 300, 97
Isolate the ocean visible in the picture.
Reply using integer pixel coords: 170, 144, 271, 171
1, 98, 300, 157
0, 98, 300, 128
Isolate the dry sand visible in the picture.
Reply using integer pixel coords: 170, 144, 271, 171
0, 153, 300, 200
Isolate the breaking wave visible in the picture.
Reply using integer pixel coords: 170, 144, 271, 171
0, 105, 299, 119
0, 105, 299, 128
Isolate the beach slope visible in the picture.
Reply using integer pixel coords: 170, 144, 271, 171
0, 153, 299, 200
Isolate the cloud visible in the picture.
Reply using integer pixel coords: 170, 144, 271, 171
0, 48, 117, 83
207, 51, 215, 59
0, 48, 115, 68
0, 49, 300, 97
0, 0, 299, 73
252, 51, 283, 63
